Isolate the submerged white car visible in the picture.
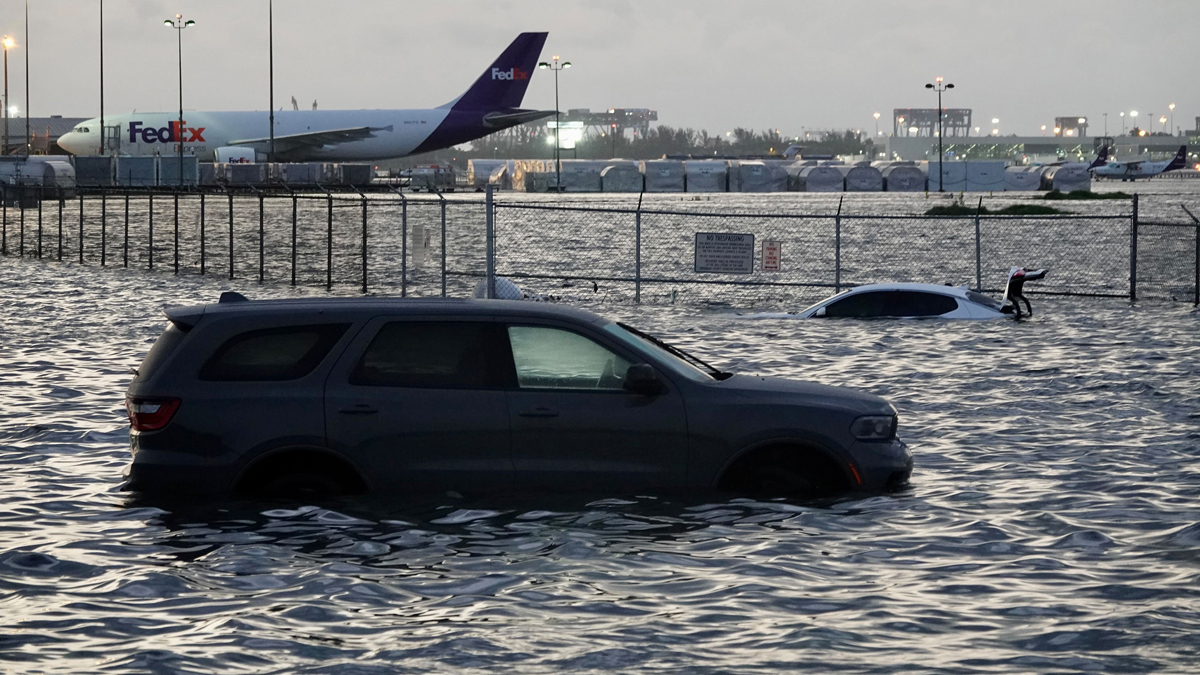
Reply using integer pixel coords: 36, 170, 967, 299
794, 268, 1047, 320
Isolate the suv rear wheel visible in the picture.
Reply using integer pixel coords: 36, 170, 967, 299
237, 449, 367, 497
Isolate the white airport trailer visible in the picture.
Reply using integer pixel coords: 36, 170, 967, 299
1040, 163, 1091, 192
737, 161, 789, 192
1004, 166, 1042, 191
601, 162, 643, 192
796, 165, 845, 192
877, 163, 926, 192
965, 161, 1007, 192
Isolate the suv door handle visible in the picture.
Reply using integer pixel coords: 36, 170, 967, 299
519, 407, 559, 418
339, 404, 379, 415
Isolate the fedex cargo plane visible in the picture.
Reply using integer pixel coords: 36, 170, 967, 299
58, 32, 552, 162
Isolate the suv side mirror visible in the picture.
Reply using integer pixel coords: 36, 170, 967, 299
623, 363, 665, 396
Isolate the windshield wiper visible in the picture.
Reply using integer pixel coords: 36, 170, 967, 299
617, 322, 732, 380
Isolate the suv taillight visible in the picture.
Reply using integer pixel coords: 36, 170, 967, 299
126, 397, 181, 432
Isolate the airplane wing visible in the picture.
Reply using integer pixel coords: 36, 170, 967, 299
228, 125, 393, 156
482, 109, 556, 129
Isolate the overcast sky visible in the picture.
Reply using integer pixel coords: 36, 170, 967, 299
5, 0, 1198, 137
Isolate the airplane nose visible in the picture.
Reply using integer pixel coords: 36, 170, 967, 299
58, 131, 84, 155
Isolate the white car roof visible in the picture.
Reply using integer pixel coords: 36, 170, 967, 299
840, 282, 972, 297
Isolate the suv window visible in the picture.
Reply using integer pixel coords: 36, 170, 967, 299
200, 323, 350, 381
350, 321, 510, 389
508, 326, 631, 390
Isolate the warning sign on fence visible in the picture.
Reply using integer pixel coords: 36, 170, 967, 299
694, 232, 755, 274
762, 240, 782, 272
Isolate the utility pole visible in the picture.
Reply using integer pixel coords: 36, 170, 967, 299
99, 0, 105, 154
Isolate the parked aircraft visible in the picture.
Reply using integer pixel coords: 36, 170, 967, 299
1091, 145, 1189, 181
57, 32, 553, 162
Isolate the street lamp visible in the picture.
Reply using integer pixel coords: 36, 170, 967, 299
873, 111, 880, 137
538, 55, 571, 191
1041, 124, 1047, 136
1120, 111, 1125, 135
924, 77, 954, 191
1169, 103, 1175, 136
1159, 116, 1167, 134
2, 36, 12, 157
1103, 113, 1108, 136
1131, 110, 1139, 135
99, 0, 105, 154
164, 14, 196, 186
268, 0, 275, 163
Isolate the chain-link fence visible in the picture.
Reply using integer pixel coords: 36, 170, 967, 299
2, 186, 1197, 307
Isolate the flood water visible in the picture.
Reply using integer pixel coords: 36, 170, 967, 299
1, 206, 1199, 672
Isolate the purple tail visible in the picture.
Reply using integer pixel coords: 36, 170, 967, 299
1088, 145, 1109, 170
1164, 145, 1188, 172
442, 32, 548, 113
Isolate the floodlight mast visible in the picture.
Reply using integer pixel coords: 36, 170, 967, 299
925, 78, 954, 192
538, 55, 571, 192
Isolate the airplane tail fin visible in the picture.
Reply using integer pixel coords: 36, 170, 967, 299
1088, 145, 1109, 170
1165, 145, 1188, 172
441, 32, 548, 112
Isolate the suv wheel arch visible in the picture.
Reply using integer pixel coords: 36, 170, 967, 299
714, 441, 855, 496
234, 446, 370, 496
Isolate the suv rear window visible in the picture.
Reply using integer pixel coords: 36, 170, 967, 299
350, 321, 511, 389
200, 323, 350, 381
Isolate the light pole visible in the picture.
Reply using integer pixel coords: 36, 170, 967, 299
99, 0, 105, 154
2, 36, 11, 156
1159, 116, 1167, 135
924, 78, 953, 191
268, 0, 274, 163
873, 111, 880, 137
164, 14, 195, 186
1120, 111, 1125, 135
991, 118, 999, 136
1131, 110, 1139, 135
23, 0, 29, 155
1103, 113, 1108, 136
1169, 103, 1175, 136
538, 55, 570, 191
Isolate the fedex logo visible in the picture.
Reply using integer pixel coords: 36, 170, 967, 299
128, 120, 206, 144
491, 67, 529, 81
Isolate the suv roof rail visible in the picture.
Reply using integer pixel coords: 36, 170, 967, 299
219, 291, 250, 303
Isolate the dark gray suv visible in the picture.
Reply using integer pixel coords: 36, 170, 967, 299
125, 295, 912, 497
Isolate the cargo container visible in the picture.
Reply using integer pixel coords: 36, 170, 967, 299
795, 165, 845, 192
878, 163, 926, 192
1003, 166, 1042, 191
158, 156, 200, 187
737, 161, 788, 192
1040, 164, 1091, 192
600, 163, 643, 192
115, 156, 158, 187
684, 160, 727, 192
964, 161, 1007, 192
838, 164, 884, 191
73, 156, 114, 187
225, 162, 268, 185
641, 160, 686, 192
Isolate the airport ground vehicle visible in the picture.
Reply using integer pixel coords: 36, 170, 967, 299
125, 295, 911, 497
792, 268, 1048, 320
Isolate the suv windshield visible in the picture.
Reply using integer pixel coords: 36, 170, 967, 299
603, 323, 724, 382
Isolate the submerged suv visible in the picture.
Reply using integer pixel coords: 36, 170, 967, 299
125, 295, 912, 497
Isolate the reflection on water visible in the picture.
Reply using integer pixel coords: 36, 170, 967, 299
1, 244, 1198, 673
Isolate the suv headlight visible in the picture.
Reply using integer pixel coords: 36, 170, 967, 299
850, 414, 897, 441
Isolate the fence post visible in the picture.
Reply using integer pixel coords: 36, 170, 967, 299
100, 193, 106, 265
290, 194, 297, 285
174, 193, 180, 275
1130, 193, 1138, 303
258, 194, 265, 283
199, 192, 205, 275
485, 184, 495, 299
123, 192, 129, 267
635, 191, 643, 304
1183, 205, 1200, 306
18, 195, 24, 257
401, 195, 408, 298
1, 193, 6, 254
58, 197, 63, 261
440, 194, 447, 298
834, 195, 843, 292
975, 197, 983, 292
148, 193, 154, 271
326, 193, 333, 291
77, 194, 82, 264
37, 193, 42, 259
228, 192, 235, 280
361, 195, 368, 294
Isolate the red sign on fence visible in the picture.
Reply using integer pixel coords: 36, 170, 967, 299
762, 240, 782, 272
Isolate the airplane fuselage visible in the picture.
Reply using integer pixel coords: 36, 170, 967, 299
1093, 160, 1176, 180
60, 109, 454, 162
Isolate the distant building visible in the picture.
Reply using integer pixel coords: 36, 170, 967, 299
1, 116, 87, 155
